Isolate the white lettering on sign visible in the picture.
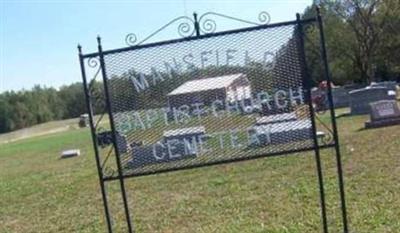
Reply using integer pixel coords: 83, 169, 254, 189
166, 139, 181, 159
183, 137, 198, 155
131, 72, 149, 92
150, 127, 275, 161
128, 49, 277, 93
115, 87, 305, 133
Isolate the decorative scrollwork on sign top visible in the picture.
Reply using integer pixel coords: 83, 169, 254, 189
177, 19, 195, 37
125, 16, 195, 46
125, 33, 138, 46
258, 11, 271, 24
198, 11, 271, 34
124, 11, 271, 46
200, 18, 217, 34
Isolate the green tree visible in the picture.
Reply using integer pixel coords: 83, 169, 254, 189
320, 0, 399, 83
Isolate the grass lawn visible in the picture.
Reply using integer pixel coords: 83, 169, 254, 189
0, 111, 399, 232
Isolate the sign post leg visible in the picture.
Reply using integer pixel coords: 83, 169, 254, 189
96, 37, 134, 233
78, 45, 113, 233
316, 7, 349, 233
296, 14, 329, 233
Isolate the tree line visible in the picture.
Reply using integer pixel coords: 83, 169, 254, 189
0, 83, 101, 134
303, 0, 400, 85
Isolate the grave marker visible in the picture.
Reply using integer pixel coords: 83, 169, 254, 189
61, 149, 80, 159
349, 87, 395, 115
365, 100, 400, 128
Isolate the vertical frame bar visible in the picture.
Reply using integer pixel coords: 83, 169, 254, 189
78, 45, 113, 233
193, 12, 201, 37
316, 7, 349, 233
296, 14, 329, 233
96, 37, 134, 233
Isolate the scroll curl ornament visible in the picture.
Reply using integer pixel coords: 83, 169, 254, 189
87, 57, 99, 68
258, 11, 271, 24
320, 131, 333, 145
197, 11, 271, 34
315, 114, 334, 146
177, 20, 195, 37
124, 11, 271, 45
200, 18, 217, 34
103, 167, 117, 178
125, 33, 138, 47
125, 16, 195, 46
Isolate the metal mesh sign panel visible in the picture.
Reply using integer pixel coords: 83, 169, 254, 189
102, 22, 315, 176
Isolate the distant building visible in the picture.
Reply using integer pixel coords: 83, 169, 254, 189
167, 73, 251, 109
78, 114, 89, 128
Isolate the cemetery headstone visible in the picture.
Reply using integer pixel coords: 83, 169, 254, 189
349, 87, 395, 115
365, 100, 400, 128
61, 149, 80, 159
248, 119, 312, 146
369, 81, 397, 91
332, 87, 350, 108
343, 83, 366, 92
97, 131, 128, 153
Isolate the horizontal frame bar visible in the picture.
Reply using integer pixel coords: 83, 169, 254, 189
102, 143, 335, 181
82, 18, 316, 59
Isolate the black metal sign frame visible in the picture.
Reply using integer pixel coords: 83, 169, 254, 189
78, 7, 348, 233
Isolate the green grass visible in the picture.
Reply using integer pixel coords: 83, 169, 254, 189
0, 112, 399, 232
0, 115, 108, 145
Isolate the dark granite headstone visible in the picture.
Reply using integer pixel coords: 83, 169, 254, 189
332, 87, 350, 108
349, 87, 396, 115
365, 100, 400, 128
97, 131, 128, 153
369, 81, 397, 91
344, 83, 366, 92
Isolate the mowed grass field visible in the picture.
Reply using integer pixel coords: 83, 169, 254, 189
0, 112, 399, 233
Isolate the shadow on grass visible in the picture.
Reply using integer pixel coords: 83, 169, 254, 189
357, 123, 400, 132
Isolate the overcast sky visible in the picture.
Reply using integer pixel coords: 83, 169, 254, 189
0, 0, 311, 92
